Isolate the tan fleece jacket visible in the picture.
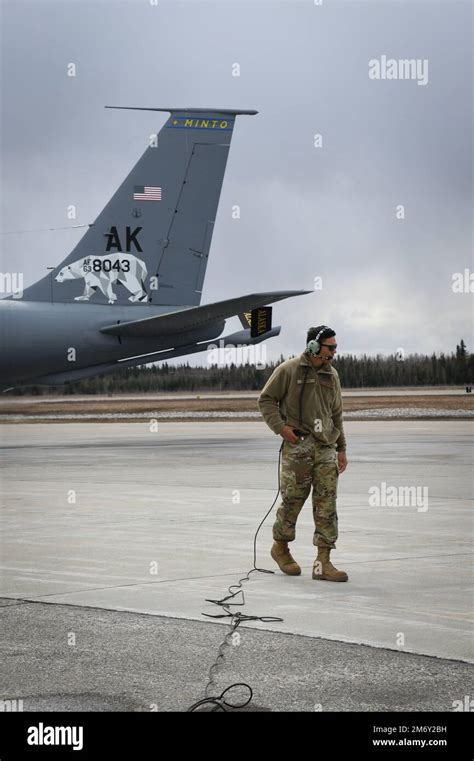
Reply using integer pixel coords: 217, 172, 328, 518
257, 352, 346, 451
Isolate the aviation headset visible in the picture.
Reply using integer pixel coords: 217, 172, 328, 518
305, 325, 333, 357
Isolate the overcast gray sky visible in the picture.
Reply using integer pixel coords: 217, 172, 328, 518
1, 0, 472, 363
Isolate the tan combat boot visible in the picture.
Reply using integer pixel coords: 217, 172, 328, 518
271, 540, 301, 576
312, 546, 348, 582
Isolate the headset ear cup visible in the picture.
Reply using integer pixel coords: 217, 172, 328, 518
306, 339, 320, 356
306, 326, 330, 356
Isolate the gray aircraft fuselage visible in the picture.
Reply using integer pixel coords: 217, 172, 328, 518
0, 299, 223, 386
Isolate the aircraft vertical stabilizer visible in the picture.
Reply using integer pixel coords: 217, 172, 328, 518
19, 108, 257, 308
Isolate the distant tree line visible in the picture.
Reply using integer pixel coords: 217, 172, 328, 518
14, 339, 473, 395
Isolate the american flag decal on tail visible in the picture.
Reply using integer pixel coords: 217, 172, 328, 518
133, 185, 162, 201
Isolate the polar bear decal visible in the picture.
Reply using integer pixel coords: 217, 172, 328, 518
55, 254, 148, 304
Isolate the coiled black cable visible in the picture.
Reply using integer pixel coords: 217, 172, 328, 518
187, 441, 285, 712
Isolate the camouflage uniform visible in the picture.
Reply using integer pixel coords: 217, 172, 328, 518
274, 437, 339, 548
258, 352, 346, 549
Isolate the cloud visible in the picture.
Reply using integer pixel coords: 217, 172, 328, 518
1, 0, 471, 364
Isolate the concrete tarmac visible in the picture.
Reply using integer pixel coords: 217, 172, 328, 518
1, 421, 473, 711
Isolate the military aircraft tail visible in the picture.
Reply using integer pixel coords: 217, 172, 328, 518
20, 107, 257, 307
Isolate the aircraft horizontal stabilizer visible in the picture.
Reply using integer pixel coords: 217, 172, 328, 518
100, 290, 311, 338
27, 325, 282, 386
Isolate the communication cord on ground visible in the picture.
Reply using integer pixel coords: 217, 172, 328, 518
187, 443, 285, 712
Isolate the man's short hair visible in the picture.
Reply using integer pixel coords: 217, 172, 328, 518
306, 325, 336, 344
